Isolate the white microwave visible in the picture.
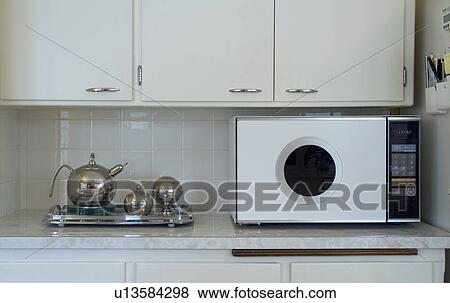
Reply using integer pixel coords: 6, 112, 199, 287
230, 116, 420, 224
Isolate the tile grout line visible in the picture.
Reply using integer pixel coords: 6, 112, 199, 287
89, 109, 93, 153
120, 110, 124, 165
25, 110, 30, 210
181, 116, 185, 180
211, 116, 216, 181
150, 114, 154, 178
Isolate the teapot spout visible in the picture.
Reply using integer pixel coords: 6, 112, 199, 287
109, 162, 128, 177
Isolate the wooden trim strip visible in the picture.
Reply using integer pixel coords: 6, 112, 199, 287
232, 249, 418, 257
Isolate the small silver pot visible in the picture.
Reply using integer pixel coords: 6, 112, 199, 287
152, 176, 183, 215
152, 176, 183, 203
124, 185, 154, 216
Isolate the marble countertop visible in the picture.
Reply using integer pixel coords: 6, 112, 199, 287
0, 210, 449, 250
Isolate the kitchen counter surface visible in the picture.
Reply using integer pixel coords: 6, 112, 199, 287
0, 210, 449, 250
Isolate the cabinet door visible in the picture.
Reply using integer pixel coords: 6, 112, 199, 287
275, 0, 405, 103
291, 262, 433, 283
0, 0, 133, 101
141, 0, 274, 102
135, 263, 281, 283
0, 263, 125, 282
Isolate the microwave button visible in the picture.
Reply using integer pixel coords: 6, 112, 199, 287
406, 184, 417, 196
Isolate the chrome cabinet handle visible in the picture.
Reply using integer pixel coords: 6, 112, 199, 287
86, 87, 121, 93
285, 89, 318, 94
229, 88, 262, 93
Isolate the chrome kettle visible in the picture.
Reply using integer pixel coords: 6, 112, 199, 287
49, 153, 128, 206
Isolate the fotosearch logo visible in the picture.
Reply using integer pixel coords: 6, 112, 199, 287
108, 179, 412, 214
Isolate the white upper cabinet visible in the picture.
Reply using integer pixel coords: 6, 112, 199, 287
275, 0, 408, 103
0, 0, 133, 101
0, 0, 415, 106
141, 0, 274, 102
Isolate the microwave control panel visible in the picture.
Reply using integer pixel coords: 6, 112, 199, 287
388, 118, 420, 222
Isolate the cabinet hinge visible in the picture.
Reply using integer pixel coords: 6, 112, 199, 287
137, 65, 143, 86
403, 67, 407, 87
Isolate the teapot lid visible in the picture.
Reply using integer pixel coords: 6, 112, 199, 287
70, 153, 110, 180
88, 153, 96, 167
75, 152, 109, 173
70, 152, 126, 178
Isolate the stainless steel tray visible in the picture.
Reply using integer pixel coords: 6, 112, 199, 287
47, 204, 193, 227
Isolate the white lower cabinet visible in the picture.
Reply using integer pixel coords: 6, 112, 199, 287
0, 263, 125, 283
134, 263, 282, 283
0, 249, 444, 283
290, 262, 434, 283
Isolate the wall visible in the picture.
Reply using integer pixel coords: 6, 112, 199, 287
0, 108, 21, 216
16, 107, 387, 211
406, 0, 450, 281
20, 108, 236, 210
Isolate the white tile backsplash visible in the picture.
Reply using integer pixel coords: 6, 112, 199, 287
152, 108, 182, 121
0, 108, 21, 216
122, 109, 152, 121
18, 118, 28, 149
26, 109, 58, 120
27, 149, 57, 179
122, 151, 152, 179
3, 108, 267, 211
59, 109, 91, 120
183, 151, 213, 180
0, 118, 19, 150
27, 179, 57, 209
91, 149, 122, 169
183, 188, 210, 207
19, 150, 27, 181
0, 150, 20, 183
122, 121, 152, 150
27, 119, 58, 149
181, 109, 213, 121
92, 120, 121, 149
213, 121, 228, 151
212, 109, 236, 121
59, 149, 90, 169
92, 109, 121, 120
183, 121, 213, 150
213, 151, 229, 180
0, 108, 19, 119
0, 182, 20, 217
1, 150, 20, 182
153, 121, 182, 150
152, 151, 183, 179
59, 120, 91, 149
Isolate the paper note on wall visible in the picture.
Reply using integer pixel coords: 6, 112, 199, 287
445, 52, 450, 76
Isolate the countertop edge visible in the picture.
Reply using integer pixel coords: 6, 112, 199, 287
1, 236, 450, 250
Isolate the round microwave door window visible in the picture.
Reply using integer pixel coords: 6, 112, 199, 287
284, 145, 336, 197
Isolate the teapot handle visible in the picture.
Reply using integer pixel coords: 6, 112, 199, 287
109, 162, 128, 177
49, 165, 74, 197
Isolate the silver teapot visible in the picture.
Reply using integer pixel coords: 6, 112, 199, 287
49, 153, 128, 206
